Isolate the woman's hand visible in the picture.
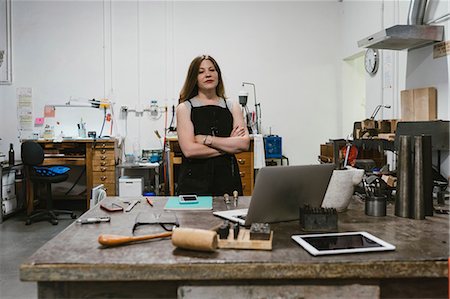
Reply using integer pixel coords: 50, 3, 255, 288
194, 135, 206, 144
194, 126, 244, 145
230, 126, 246, 137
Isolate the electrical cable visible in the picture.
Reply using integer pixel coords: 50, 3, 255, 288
162, 106, 168, 195
91, 106, 107, 151
168, 104, 176, 131
98, 107, 107, 138
65, 168, 86, 195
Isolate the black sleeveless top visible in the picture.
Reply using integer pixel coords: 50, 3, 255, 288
176, 99, 243, 196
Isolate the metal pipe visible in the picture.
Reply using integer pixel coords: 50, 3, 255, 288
395, 136, 412, 218
421, 135, 433, 216
412, 136, 425, 220
408, 0, 428, 25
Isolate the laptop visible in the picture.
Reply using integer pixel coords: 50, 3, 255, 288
213, 164, 334, 226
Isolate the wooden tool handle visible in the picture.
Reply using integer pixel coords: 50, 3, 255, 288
172, 227, 218, 252
98, 231, 173, 247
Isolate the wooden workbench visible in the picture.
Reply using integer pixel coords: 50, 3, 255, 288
20, 197, 448, 298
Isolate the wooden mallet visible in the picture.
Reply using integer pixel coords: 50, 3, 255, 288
98, 227, 218, 252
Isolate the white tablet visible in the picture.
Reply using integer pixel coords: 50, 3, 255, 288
291, 231, 395, 256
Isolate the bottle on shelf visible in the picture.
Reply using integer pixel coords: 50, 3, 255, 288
8, 143, 14, 166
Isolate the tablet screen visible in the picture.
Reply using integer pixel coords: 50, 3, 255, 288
291, 232, 395, 256
302, 234, 382, 250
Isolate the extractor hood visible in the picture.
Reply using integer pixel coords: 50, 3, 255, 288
358, 25, 444, 50
357, 0, 444, 50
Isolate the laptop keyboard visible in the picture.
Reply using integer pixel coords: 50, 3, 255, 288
236, 215, 247, 220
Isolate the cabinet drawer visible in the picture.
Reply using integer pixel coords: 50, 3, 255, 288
239, 168, 252, 179
237, 162, 251, 173
235, 152, 252, 167
2, 196, 17, 215
93, 159, 115, 167
2, 170, 15, 185
2, 183, 15, 200
93, 165, 115, 172
102, 183, 116, 196
242, 182, 250, 195
92, 150, 115, 161
93, 142, 115, 149
93, 172, 116, 184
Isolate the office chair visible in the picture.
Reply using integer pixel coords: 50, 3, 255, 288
21, 141, 76, 225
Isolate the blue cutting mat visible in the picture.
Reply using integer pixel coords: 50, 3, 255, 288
164, 196, 213, 210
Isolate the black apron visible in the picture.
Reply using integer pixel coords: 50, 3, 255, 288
176, 99, 243, 196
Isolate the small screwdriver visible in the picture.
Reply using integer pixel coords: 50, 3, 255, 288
76, 216, 111, 224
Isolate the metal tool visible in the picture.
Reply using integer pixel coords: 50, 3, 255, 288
223, 193, 231, 210
233, 190, 239, 207
76, 216, 111, 224
125, 199, 140, 212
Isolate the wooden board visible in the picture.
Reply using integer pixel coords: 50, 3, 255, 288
217, 229, 273, 250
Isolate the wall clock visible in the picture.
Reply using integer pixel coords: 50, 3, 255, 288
364, 48, 379, 75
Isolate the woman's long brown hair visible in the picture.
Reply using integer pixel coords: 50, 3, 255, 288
179, 55, 227, 103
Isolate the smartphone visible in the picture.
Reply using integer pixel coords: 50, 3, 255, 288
179, 195, 199, 204
100, 202, 124, 212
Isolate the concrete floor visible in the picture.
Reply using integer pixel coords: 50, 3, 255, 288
0, 211, 77, 299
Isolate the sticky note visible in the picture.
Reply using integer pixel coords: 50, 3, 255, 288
35, 117, 44, 125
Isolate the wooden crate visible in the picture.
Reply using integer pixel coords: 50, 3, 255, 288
401, 87, 437, 121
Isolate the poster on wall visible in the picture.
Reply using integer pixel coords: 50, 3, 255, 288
0, 0, 12, 84
17, 87, 33, 140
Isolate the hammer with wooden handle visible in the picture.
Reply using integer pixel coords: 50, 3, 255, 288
98, 227, 217, 252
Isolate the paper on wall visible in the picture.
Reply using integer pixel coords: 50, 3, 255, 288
17, 87, 33, 138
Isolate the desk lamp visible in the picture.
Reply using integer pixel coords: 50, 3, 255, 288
238, 90, 253, 133
370, 105, 391, 120
241, 82, 261, 134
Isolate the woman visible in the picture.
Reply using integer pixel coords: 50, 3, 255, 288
176, 55, 250, 196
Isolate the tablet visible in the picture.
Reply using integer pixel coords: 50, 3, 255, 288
291, 231, 395, 256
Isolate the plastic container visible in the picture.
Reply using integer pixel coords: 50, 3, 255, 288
264, 135, 282, 159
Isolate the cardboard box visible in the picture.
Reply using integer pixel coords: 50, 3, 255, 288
320, 143, 333, 161
382, 175, 397, 188
401, 87, 437, 121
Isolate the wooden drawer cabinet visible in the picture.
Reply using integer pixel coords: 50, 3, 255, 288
92, 145, 116, 197
235, 151, 254, 196
29, 139, 118, 212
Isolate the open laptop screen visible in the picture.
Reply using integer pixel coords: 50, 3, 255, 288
244, 164, 334, 225
214, 164, 334, 226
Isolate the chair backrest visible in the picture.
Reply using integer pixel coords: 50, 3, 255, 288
21, 141, 44, 166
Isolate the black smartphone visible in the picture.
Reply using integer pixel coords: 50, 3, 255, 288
178, 195, 199, 204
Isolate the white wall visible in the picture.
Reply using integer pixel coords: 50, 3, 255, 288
1, 0, 342, 166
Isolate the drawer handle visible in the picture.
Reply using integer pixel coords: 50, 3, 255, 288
100, 155, 107, 160
238, 159, 246, 164
101, 149, 106, 154
101, 143, 106, 148
101, 176, 107, 181
100, 161, 106, 166
100, 167, 107, 172
240, 171, 245, 177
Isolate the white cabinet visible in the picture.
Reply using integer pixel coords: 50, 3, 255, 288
1, 168, 17, 219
